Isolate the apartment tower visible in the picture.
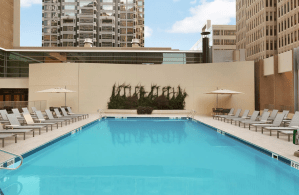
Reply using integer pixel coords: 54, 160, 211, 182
236, 0, 277, 61
42, 0, 144, 47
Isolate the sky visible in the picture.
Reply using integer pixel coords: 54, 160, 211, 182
20, 0, 236, 50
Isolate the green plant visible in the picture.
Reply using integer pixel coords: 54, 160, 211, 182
107, 84, 188, 110
137, 106, 153, 114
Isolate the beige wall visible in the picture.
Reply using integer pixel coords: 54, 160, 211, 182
29, 62, 255, 115
278, 50, 293, 73
264, 56, 274, 76
0, 78, 29, 88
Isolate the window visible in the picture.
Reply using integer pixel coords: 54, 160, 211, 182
127, 28, 133, 34
120, 28, 126, 34
120, 35, 126, 42
63, 34, 74, 39
80, 18, 93, 23
102, 34, 113, 39
103, 5, 113, 10
213, 39, 221, 45
120, 21, 126, 26
102, 19, 113, 24
102, 26, 113, 31
120, 13, 126, 19
63, 26, 73, 31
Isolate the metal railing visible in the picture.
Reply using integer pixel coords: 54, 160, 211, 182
0, 149, 23, 170
0, 101, 47, 112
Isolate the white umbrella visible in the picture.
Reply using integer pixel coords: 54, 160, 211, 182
37, 87, 76, 106
205, 89, 243, 107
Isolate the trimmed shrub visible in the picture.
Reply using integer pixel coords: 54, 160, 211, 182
137, 106, 153, 114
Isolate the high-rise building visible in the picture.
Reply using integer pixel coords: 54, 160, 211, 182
0, 0, 20, 49
42, 0, 144, 47
277, 0, 299, 54
236, 0, 278, 61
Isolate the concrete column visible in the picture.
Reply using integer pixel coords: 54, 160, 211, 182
13, 0, 20, 48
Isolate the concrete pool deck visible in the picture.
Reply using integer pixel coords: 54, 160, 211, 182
1, 114, 299, 166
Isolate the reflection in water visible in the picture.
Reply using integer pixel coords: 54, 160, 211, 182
109, 120, 187, 145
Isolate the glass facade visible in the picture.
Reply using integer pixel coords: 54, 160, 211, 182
0, 49, 202, 77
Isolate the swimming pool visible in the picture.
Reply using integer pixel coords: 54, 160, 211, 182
1, 118, 299, 195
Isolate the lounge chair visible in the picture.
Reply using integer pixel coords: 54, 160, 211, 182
0, 123, 34, 140
243, 112, 270, 130
219, 109, 242, 121
267, 109, 279, 122
61, 108, 84, 120
54, 109, 78, 122
22, 107, 38, 118
0, 134, 17, 147
233, 111, 259, 127
262, 112, 299, 136
213, 108, 234, 119
282, 110, 290, 119
35, 110, 65, 127
67, 107, 89, 119
256, 109, 269, 119
23, 113, 56, 130
225, 110, 250, 124
277, 131, 293, 142
45, 109, 72, 124
12, 108, 25, 119
250, 113, 285, 132
5, 114, 47, 135
238, 111, 260, 128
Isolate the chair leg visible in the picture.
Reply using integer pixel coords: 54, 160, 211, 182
270, 130, 272, 136
288, 135, 290, 142
277, 132, 279, 138
15, 135, 17, 143
2, 139, 4, 147
255, 126, 257, 132
24, 133, 26, 140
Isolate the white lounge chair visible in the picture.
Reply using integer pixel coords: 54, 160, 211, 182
61, 108, 83, 120
35, 110, 65, 127
245, 112, 270, 130
239, 111, 260, 128
23, 113, 56, 131
267, 109, 279, 122
0, 134, 17, 147
67, 107, 89, 119
0, 123, 34, 140
262, 112, 299, 136
226, 110, 250, 124
5, 114, 47, 135
251, 113, 285, 132
219, 109, 242, 121
45, 109, 72, 124
54, 109, 78, 122
277, 130, 293, 142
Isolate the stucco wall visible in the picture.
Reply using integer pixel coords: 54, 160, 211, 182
263, 56, 274, 76
29, 62, 255, 115
278, 50, 293, 73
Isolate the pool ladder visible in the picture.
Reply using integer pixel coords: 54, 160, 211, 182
188, 110, 196, 119
0, 149, 23, 170
97, 109, 104, 119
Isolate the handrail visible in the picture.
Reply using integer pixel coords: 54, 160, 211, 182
97, 109, 104, 118
0, 149, 23, 170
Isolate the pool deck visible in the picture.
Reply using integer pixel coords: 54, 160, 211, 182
1, 114, 299, 165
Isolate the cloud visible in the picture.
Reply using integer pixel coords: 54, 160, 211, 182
144, 26, 153, 38
190, 0, 197, 4
21, 0, 42, 7
168, 0, 235, 33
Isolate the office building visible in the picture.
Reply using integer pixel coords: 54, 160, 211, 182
42, 0, 144, 47
236, 0, 277, 61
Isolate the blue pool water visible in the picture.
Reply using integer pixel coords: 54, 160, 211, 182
1, 118, 299, 195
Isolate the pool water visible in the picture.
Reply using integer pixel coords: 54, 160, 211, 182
1, 118, 299, 195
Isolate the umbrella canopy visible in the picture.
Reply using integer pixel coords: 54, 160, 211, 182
205, 89, 243, 108
37, 87, 76, 106
37, 87, 75, 93
205, 89, 243, 95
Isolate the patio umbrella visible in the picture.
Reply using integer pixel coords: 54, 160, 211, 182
37, 87, 76, 106
205, 89, 243, 108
